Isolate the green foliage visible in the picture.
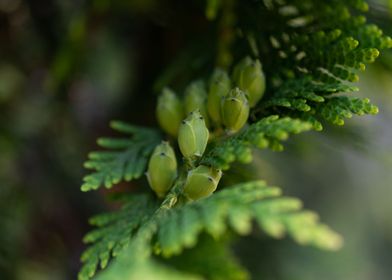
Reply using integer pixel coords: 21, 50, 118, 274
166, 235, 250, 280
81, 121, 161, 191
78, 195, 158, 280
202, 116, 312, 169
79, 0, 391, 279
155, 180, 341, 257
316, 96, 379, 125
96, 257, 201, 280
95, 235, 247, 280
80, 181, 341, 279
237, 0, 392, 128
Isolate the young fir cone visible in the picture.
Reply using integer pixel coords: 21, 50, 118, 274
233, 56, 266, 107
221, 87, 249, 133
146, 141, 177, 198
183, 165, 222, 200
156, 88, 184, 137
184, 80, 209, 127
207, 68, 231, 125
178, 110, 209, 159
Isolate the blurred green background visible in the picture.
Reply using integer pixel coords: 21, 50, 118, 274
0, 0, 391, 279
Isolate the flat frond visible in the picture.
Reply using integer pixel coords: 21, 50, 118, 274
81, 121, 161, 191
238, 0, 391, 124
80, 181, 342, 279
78, 195, 158, 280
156, 181, 342, 257
315, 96, 378, 125
201, 116, 312, 169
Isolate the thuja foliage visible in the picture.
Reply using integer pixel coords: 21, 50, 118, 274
79, 0, 392, 279
82, 122, 161, 191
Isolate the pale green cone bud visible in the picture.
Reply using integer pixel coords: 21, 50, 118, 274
146, 141, 178, 198
183, 165, 222, 200
178, 110, 209, 159
156, 88, 184, 137
233, 57, 266, 107
207, 68, 231, 125
232, 56, 252, 83
184, 80, 209, 127
221, 87, 250, 133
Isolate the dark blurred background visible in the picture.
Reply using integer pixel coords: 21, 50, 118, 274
0, 0, 391, 279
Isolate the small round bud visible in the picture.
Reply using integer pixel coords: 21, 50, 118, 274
146, 141, 177, 198
156, 88, 184, 137
233, 57, 266, 107
178, 110, 209, 159
207, 68, 231, 125
183, 165, 222, 200
221, 88, 249, 133
184, 80, 209, 127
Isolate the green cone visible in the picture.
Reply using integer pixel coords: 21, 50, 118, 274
156, 88, 184, 137
221, 87, 249, 133
207, 68, 231, 125
232, 56, 252, 83
178, 110, 209, 159
184, 80, 209, 127
183, 165, 222, 200
233, 57, 266, 107
146, 141, 178, 198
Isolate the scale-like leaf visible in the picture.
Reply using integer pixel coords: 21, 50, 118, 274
201, 116, 312, 169
81, 121, 161, 191
78, 195, 158, 280
80, 181, 342, 279
156, 181, 342, 257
